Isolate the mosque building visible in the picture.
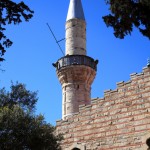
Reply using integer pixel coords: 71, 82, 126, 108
53, 0, 150, 149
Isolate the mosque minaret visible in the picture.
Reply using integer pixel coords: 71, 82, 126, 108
53, 0, 98, 120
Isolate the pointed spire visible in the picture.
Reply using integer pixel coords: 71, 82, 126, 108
66, 0, 85, 21
147, 58, 150, 67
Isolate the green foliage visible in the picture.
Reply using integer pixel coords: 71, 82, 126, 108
0, 82, 37, 111
0, 0, 34, 62
0, 83, 62, 150
103, 0, 150, 39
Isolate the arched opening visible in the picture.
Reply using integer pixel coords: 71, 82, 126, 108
69, 143, 85, 150
72, 148, 80, 150
146, 137, 150, 150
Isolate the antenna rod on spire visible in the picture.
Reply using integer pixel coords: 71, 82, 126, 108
46, 23, 65, 56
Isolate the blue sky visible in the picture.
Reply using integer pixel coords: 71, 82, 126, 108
0, 0, 150, 125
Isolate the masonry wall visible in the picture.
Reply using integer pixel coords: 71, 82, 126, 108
56, 66, 150, 150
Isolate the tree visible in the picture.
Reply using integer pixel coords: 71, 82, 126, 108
0, 0, 34, 62
0, 82, 38, 112
103, 0, 150, 39
0, 82, 37, 111
0, 83, 62, 150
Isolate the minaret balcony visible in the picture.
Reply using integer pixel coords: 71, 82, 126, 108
53, 55, 98, 71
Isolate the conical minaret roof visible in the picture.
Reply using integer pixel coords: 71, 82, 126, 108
66, 0, 85, 21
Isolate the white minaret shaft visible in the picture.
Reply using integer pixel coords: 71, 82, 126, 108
66, 0, 86, 55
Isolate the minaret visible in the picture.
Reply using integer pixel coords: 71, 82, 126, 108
66, 0, 86, 55
53, 0, 98, 120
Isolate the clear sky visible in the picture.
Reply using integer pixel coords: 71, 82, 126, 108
0, 0, 150, 125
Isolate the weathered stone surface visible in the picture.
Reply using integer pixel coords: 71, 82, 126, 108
57, 65, 96, 119
66, 19, 86, 55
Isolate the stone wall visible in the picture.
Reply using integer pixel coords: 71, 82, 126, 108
56, 66, 150, 150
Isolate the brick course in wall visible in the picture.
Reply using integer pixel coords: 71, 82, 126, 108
56, 66, 150, 150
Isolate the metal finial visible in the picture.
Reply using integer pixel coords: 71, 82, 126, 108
147, 58, 150, 67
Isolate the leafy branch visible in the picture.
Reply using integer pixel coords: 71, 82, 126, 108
0, 0, 34, 62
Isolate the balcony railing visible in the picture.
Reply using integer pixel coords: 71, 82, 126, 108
53, 55, 98, 71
